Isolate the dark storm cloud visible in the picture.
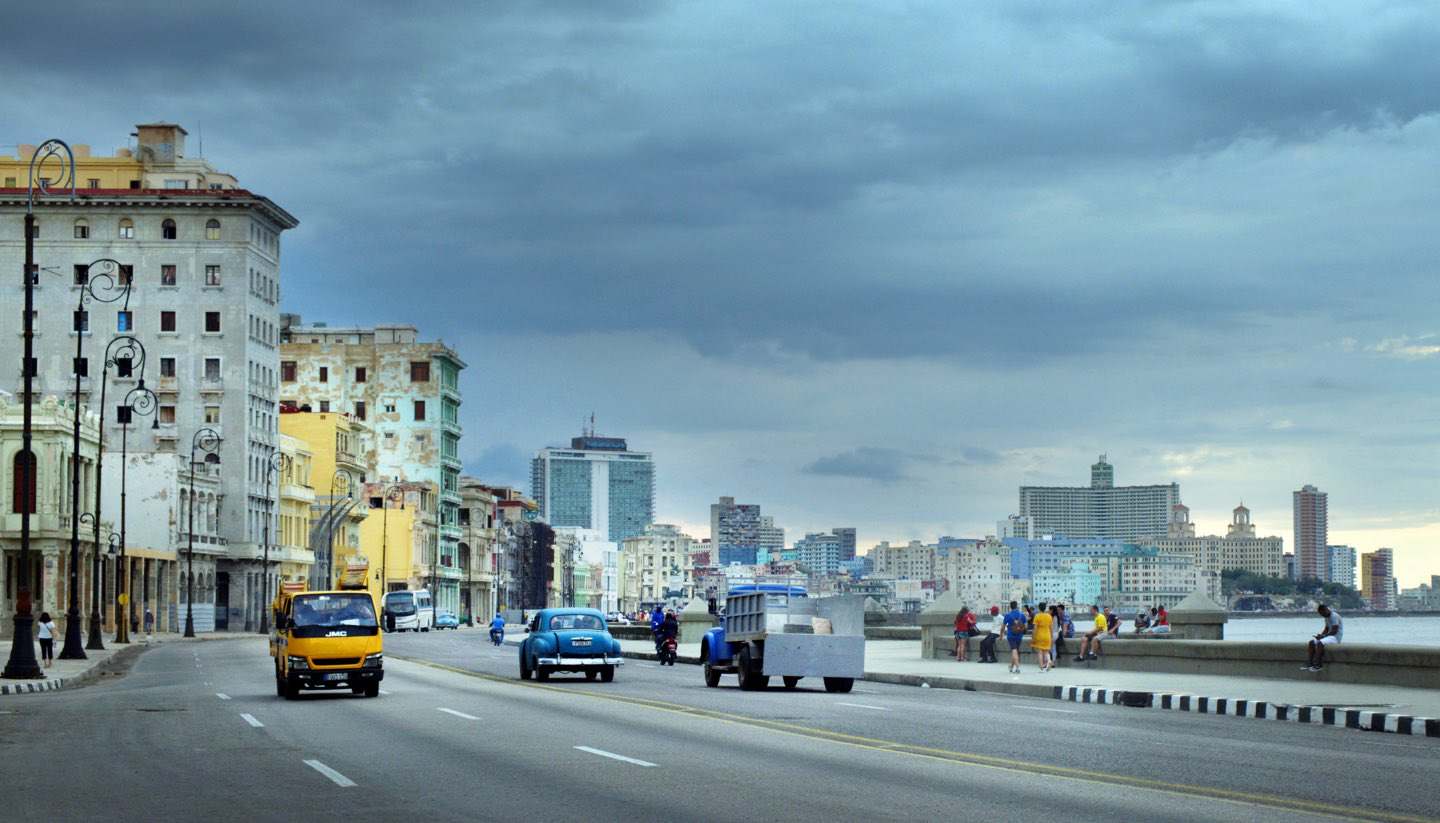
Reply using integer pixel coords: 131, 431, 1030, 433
804, 445, 1003, 483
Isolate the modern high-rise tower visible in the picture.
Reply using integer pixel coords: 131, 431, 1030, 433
1292, 484, 1328, 582
1018, 456, 1180, 542
532, 433, 654, 543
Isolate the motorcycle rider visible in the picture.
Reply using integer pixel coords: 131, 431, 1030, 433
488, 612, 505, 645
650, 605, 666, 653
660, 609, 679, 662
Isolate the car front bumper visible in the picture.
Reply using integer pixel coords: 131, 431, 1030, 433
536, 656, 624, 667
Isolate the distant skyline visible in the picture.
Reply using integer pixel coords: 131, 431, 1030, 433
4, 2, 1437, 585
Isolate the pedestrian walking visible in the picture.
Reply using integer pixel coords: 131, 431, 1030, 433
1003, 600, 1027, 673
1304, 603, 1343, 672
1031, 601, 1053, 672
37, 611, 57, 667
144, 606, 155, 643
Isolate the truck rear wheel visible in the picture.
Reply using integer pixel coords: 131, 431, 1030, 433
823, 677, 854, 693
738, 645, 769, 691
783, 676, 801, 689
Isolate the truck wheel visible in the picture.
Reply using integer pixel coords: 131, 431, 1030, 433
704, 663, 721, 688
364, 683, 380, 698
738, 646, 768, 690
823, 677, 854, 694
600, 665, 615, 683
783, 676, 801, 689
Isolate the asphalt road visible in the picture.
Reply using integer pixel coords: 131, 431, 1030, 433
2, 630, 1435, 822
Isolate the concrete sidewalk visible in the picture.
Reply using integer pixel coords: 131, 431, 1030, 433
0, 640, 149, 696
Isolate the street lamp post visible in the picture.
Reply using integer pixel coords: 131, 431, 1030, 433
84, 335, 144, 650
260, 451, 290, 634
5, 141, 74, 680
184, 429, 221, 638
115, 380, 157, 643
323, 470, 353, 591
59, 259, 131, 660
378, 485, 405, 597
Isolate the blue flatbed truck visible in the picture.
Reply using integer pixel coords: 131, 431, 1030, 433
701, 586, 864, 693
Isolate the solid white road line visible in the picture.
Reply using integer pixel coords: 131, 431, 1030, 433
379, 689, 392, 695
836, 702, 891, 711
304, 759, 357, 787
1012, 705, 1078, 714
240, 713, 264, 728
215, 693, 231, 700
573, 746, 657, 767
437, 707, 479, 720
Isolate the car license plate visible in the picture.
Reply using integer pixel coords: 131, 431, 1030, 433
324, 672, 348, 681
573, 637, 591, 645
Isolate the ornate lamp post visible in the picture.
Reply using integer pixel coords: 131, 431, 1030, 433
259, 451, 291, 634
184, 428, 221, 638
87, 335, 147, 649
5, 140, 74, 680
58, 259, 131, 660
324, 469, 354, 591
115, 380, 157, 643
377, 485, 405, 597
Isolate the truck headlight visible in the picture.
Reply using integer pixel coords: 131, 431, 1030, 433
363, 653, 383, 668
286, 656, 309, 670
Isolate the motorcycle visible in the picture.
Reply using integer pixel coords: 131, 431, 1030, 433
489, 627, 504, 647
659, 636, 678, 666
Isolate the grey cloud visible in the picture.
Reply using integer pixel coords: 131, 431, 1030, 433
803, 448, 912, 483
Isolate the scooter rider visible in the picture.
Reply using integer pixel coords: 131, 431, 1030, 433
650, 606, 666, 653
489, 613, 505, 645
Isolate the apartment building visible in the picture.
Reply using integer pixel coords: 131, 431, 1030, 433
1017, 456, 1181, 542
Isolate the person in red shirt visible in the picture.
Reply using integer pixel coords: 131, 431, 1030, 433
953, 607, 977, 661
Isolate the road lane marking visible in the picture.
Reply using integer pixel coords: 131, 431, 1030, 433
304, 759, 356, 787
379, 689, 391, 695
240, 713, 264, 728
1013, 705, 1078, 714
393, 655, 1429, 823
574, 746, 656, 767
215, 693, 231, 700
836, 702, 890, 711
437, 707, 479, 720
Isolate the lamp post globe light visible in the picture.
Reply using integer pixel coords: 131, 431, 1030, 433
56, 259, 133, 660
184, 428, 221, 639
115, 379, 158, 643
260, 451, 291, 635
82, 335, 145, 650
4, 140, 76, 680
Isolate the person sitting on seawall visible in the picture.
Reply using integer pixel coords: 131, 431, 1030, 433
1304, 603, 1343, 672
977, 606, 1001, 663
1103, 606, 1122, 638
1132, 608, 1151, 634
1074, 604, 1107, 661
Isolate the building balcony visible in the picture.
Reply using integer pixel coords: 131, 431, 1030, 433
200, 377, 224, 395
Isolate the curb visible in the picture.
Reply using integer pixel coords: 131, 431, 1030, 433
1054, 685, 1440, 739
0, 643, 147, 696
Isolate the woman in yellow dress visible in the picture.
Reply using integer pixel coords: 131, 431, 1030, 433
1031, 602, 1054, 672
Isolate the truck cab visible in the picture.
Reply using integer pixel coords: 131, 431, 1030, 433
271, 577, 383, 699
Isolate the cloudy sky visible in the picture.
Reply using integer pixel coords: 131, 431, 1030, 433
8, 1, 1440, 584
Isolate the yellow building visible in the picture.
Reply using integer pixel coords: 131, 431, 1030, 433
0, 124, 241, 191
355, 482, 438, 604
274, 434, 316, 588
279, 411, 369, 590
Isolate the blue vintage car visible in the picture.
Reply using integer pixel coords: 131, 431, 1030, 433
519, 608, 623, 682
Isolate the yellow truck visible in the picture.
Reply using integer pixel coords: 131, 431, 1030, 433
270, 567, 383, 699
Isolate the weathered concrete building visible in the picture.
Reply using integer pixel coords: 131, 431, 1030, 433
279, 319, 465, 612
458, 477, 500, 623
1, 124, 299, 632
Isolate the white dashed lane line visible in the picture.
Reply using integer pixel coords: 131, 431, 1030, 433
437, 707, 479, 720
1011, 705, 1078, 714
573, 746, 656, 767
836, 702, 891, 711
215, 693, 231, 700
240, 713, 264, 728
304, 759, 356, 787
379, 689, 391, 695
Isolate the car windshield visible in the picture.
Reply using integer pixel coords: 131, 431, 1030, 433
292, 594, 378, 637
384, 594, 415, 615
549, 614, 604, 631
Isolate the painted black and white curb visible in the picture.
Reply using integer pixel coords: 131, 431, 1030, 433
0, 677, 69, 696
1056, 685, 1440, 738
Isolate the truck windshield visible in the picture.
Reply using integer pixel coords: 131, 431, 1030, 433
292, 594, 378, 637
384, 593, 415, 615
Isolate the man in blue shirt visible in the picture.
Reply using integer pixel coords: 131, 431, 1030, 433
651, 606, 667, 653
1002, 600, 1027, 674
489, 613, 505, 645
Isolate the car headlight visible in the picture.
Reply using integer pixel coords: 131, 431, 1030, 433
286, 655, 309, 670
363, 653, 383, 668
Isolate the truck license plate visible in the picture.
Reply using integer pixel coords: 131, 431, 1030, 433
324, 672, 348, 681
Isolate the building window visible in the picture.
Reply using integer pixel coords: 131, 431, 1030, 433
3, 177, 15, 187
87, 178, 100, 189
74, 357, 88, 377
413, 400, 426, 421
160, 357, 176, 378
355, 401, 367, 421
165, 179, 187, 189
158, 405, 176, 424
281, 361, 296, 382
318, 366, 329, 383
204, 405, 221, 424
12, 451, 37, 514
159, 311, 176, 332
73, 219, 89, 239
118, 218, 134, 239
128, 180, 140, 189
319, 400, 330, 413
204, 311, 220, 333
410, 361, 430, 382
204, 358, 221, 381
73, 264, 89, 285
162, 219, 177, 240
355, 367, 367, 383
117, 311, 133, 332
161, 265, 176, 286
118, 265, 133, 286
73, 310, 88, 333
205, 219, 221, 240
205, 265, 221, 286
